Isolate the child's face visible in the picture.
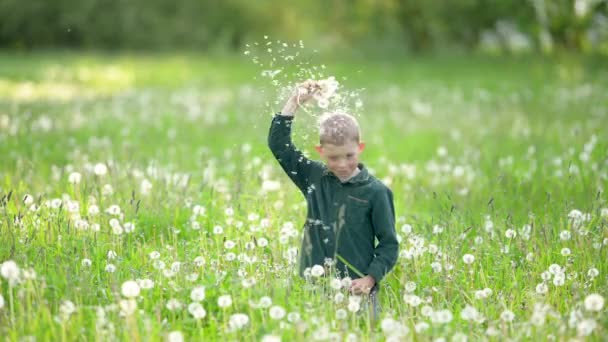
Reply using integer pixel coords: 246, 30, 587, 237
315, 141, 365, 179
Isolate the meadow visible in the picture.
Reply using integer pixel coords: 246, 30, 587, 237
0, 49, 607, 341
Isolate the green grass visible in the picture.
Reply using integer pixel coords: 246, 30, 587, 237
0, 50, 607, 341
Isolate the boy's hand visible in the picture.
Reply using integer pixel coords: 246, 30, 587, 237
350, 275, 376, 295
280, 80, 321, 116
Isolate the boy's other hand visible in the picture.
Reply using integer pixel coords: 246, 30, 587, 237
350, 275, 376, 295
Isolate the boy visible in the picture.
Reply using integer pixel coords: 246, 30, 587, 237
267, 80, 398, 302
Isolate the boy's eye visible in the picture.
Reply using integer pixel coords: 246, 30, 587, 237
329, 156, 338, 161
346, 154, 354, 159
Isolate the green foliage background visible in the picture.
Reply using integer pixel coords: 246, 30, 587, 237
1, 0, 607, 53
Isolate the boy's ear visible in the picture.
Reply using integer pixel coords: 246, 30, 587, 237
358, 142, 366, 152
315, 145, 323, 155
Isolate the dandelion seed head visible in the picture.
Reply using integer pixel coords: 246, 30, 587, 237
269, 305, 286, 320
584, 293, 604, 312
167, 331, 184, 342
217, 295, 232, 308
462, 254, 475, 264
190, 286, 205, 302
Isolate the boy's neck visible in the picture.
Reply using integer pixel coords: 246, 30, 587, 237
338, 167, 361, 183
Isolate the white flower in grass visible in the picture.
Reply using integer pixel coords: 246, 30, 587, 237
334, 293, 345, 304
121, 281, 140, 298
536, 283, 548, 294
505, 229, 516, 239
577, 319, 597, 337
140, 179, 152, 195
584, 294, 604, 312
0, 294, 3, 309
190, 286, 205, 302
105, 205, 121, 216
553, 273, 565, 286
60, 300, 76, 317
287, 311, 301, 323
167, 331, 184, 342
23, 194, 34, 205
258, 296, 272, 308
213, 225, 223, 234
269, 305, 286, 320
94, 163, 108, 176
347, 301, 360, 313
257, 238, 269, 248
261, 335, 281, 342
188, 303, 206, 319
105, 264, 116, 273
80, 258, 93, 267
341, 277, 352, 288
107, 250, 117, 259
119, 299, 137, 316
186, 256, 204, 269
381, 318, 397, 334
217, 295, 232, 308
405, 281, 416, 293
548, 264, 562, 274
460, 305, 481, 321
462, 254, 475, 264
335, 308, 347, 320
431, 309, 453, 324
431, 262, 442, 273
224, 240, 236, 249
229, 313, 249, 331
165, 299, 183, 311
601, 208, 608, 218
560, 248, 571, 256
149, 251, 160, 260
50, 198, 62, 209
421, 305, 434, 317
330, 278, 342, 290
68, 172, 82, 184
560, 230, 571, 240
404, 294, 422, 307
414, 321, 429, 333
310, 264, 324, 277
500, 310, 515, 322
137, 279, 154, 289
1, 260, 20, 281
102, 184, 114, 196
124, 222, 135, 233
587, 268, 599, 278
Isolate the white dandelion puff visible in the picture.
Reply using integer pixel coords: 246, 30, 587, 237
269, 305, 286, 320
217, 295, 232, 308
121, 280, 140, 298
190, 286, 205, 302
584, 294, 604, 312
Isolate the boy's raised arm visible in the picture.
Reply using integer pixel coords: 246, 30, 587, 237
268, 81, 324, 194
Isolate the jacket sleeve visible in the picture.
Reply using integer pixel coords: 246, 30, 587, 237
366, 187, 399, 282
267, 114, 324, 195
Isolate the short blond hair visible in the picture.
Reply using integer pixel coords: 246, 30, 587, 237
318, 112, 360, 145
